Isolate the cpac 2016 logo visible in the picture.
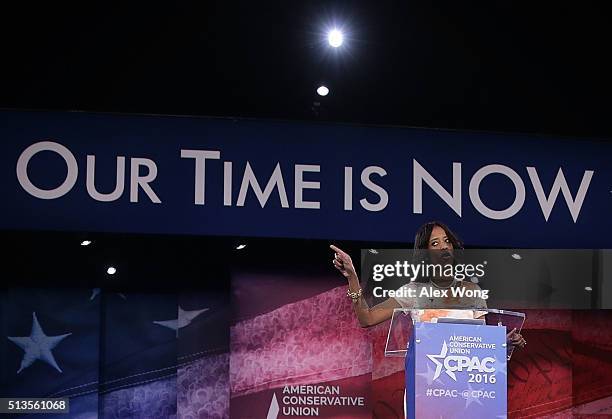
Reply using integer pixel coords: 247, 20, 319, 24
426, 341, 495, 381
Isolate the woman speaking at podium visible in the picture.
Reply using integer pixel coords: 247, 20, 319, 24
330, 221, 526, 348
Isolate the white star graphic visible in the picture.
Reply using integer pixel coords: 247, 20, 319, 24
416, 361, 443, 386
7, 312, 71, 374
266, 393, 280, 419
426, 341, 454, 380
153, 306, 209, 336
464, 382, 484, 409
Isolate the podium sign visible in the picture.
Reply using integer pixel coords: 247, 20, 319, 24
405, 322, 507, 419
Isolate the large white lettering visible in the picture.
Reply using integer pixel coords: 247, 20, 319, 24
236, 163, 289, 208
86, 155, 125, 202
469, 164, 525, 220
527, 167, 593, 222
16, 143, 595, 223
180, 149, 221, 205
413, 159, 461, 216
17, 141, 78, 199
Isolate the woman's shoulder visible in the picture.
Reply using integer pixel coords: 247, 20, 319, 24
460, 280, 481, 290
459, 280, 488, 309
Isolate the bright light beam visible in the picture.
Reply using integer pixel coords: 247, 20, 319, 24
327, 29, 343, 48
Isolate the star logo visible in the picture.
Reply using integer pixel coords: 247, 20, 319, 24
7, 312, 71, 374
416, 361, 443, 386
266, 393, 280, 419
153, 306, 209, 336
426, 341, 455, 381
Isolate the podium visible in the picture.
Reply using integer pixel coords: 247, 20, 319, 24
386, 309, 524, 419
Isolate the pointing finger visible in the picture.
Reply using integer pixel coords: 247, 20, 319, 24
330, 245, 346, 256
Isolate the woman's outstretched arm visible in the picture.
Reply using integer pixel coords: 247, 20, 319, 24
331, 245, 401, 327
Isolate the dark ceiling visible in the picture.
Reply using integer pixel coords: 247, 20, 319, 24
1, 2, 611, 138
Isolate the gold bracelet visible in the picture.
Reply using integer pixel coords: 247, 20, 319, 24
347, 288, 362, 301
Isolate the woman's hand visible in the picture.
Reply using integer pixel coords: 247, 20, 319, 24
330, 245, 358, 281
507, 328, 526, 349
330, 244, 398, 327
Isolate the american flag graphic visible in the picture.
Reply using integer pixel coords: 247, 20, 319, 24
1, 287, 229, 418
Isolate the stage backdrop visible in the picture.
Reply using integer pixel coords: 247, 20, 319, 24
3, 234, 612, 418
1, 110, 611, 247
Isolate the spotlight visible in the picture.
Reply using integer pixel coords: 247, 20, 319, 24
327, 29, 343, 48
317, 85, 329, 97
235, 244, 247, 250
585, 286, 593, 292
511, 253, 522, 260
368, 249, 379, 254
106, 266, 117, 275
81, 240, 92, 246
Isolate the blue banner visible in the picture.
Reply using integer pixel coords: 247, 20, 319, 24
1, 110, 610, 247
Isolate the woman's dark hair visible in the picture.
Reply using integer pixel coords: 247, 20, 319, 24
414, 221, 463, 251
412, 221, 463, 282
